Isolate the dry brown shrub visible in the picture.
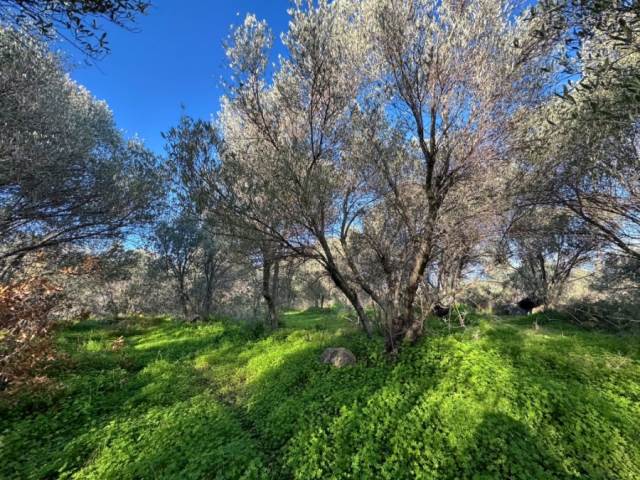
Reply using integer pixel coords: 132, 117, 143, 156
0, 278, 63, 391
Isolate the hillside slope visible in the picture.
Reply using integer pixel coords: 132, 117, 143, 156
1, 310, 639, 479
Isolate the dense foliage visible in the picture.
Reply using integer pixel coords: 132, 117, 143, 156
0, 0, 149, 57
0, 28, 161, 276
2, 310, 638, 479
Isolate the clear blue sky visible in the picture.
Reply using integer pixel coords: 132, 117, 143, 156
61, 0, 291, 155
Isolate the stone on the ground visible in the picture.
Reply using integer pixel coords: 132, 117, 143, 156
320, 347, 356, 368
495, 303, 526, 315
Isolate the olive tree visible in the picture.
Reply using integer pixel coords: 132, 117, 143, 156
0, 0, 149, 57
85, 243, 140, 318
164, 116, 284, 328
218, 5, 378, 335
216, 0, 558, 348
0, 28, 161, 278
354, 0, 557, 347
504, 209, 597, 307
515, 81, 640, 263
521, 1, 640, 263
150, 212, 235, 319
533, 0, 640, 121
151, 214, 199, 318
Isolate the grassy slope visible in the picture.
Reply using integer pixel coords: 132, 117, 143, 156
1, 310, 639, 479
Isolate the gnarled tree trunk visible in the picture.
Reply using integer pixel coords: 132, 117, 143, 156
262, 251, 280, 330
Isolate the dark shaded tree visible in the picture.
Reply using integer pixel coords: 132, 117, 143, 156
151, 213, 200, 318
504, 210, 597, 307
0, 0, 150, 57
163, 115, 287, 329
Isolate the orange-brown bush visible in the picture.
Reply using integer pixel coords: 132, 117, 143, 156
0, 278, 63, 390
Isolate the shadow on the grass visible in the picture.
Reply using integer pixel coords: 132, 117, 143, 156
2, 313, 639, 479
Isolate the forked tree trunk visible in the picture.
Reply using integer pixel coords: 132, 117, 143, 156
385, 231, 435, 352
322, 261, 372, 336
316, 233, 373, 336
330, 269, 372, 337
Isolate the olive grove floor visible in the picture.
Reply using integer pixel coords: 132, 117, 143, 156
1, 309, 639, 479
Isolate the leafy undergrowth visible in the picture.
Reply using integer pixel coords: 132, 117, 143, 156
1, 310, 639, 479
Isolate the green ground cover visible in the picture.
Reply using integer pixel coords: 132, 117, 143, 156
1, 310, 639, 479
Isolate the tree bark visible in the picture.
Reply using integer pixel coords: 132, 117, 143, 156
177, 276, 190, 319
271, 259, 280, 328
325, 264, 372, 337
262, 256, 279, 329
200, 252, 218, 318
315, 231, 373, 336
385, 224, 435, 352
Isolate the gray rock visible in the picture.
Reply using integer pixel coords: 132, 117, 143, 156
320, 347, 356, 368
508, 305, 527, 315
495, 304, 526, 316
